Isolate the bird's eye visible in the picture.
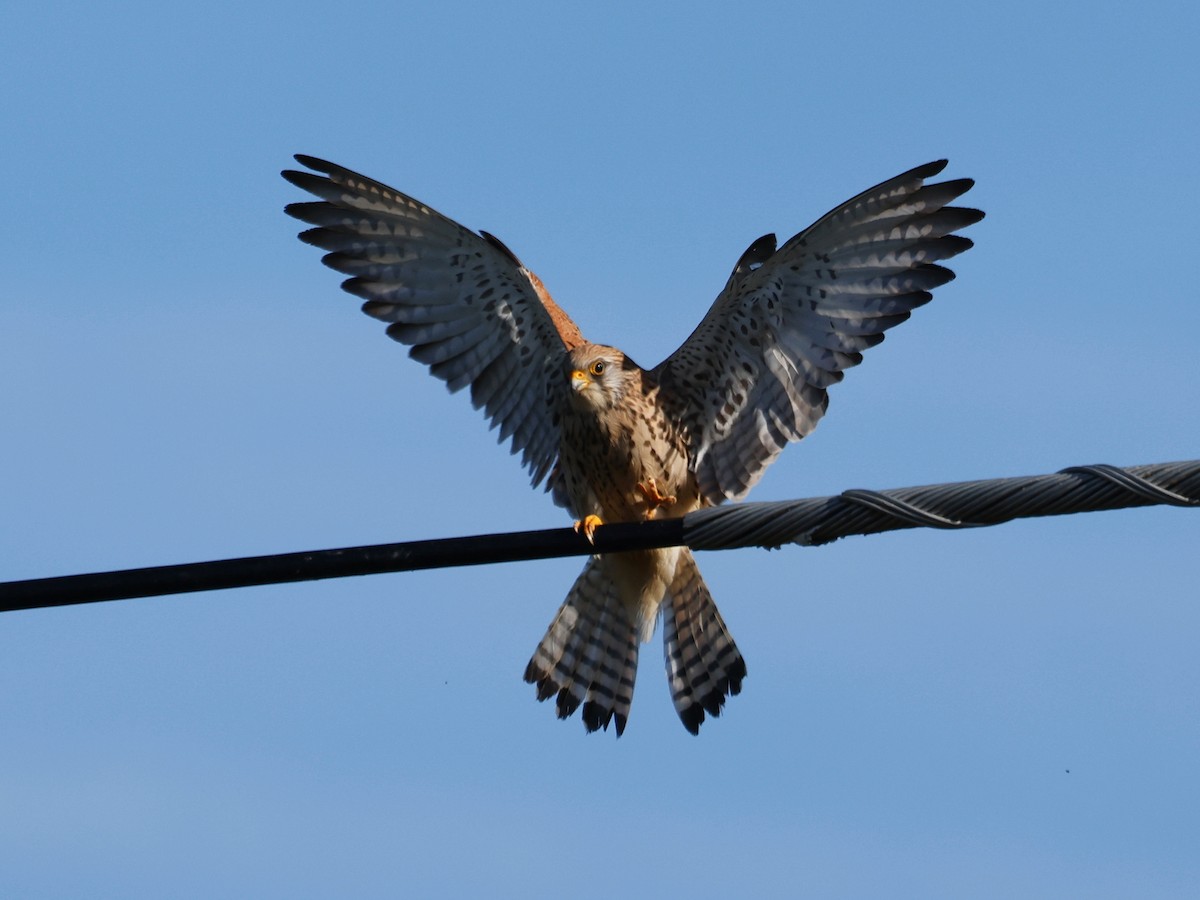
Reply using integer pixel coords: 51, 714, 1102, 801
589, 361, 605, 376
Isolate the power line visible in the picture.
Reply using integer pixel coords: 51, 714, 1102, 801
684, 461, 1199, 549
2, 460, 1196, 614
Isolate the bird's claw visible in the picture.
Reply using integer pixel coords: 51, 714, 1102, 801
574, 514, 604, 544
637, 478, 676, 518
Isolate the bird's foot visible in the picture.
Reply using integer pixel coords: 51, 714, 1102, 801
637, 478, 677, 518
574, 514, 604, 544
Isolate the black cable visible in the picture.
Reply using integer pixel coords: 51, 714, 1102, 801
2, 460, 1196, 614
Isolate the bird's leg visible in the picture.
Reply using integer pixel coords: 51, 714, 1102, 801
574, 514, 604, 544
636, 478, 677, 519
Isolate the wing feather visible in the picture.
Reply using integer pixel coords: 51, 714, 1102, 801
283, 155, 586, 491
654, 160, 983, 504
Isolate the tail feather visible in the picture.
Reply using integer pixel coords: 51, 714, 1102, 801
662, 549, 746, 734
523, 557, 639, 735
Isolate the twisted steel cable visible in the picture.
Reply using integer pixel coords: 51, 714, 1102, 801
1, 460, 1197, 613
683, 460, 1200, 550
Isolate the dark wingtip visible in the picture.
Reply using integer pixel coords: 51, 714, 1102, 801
280, 168, 313, 191
943, 235, 976, 255
293, 153, 335, 172
280, 169, 332, 196
294, 226, 327, 247
917, 263, 956, 289
932, 177, 978, 205
914, 159, 950, 178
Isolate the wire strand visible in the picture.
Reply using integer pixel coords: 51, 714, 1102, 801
2, 459, 1197, 613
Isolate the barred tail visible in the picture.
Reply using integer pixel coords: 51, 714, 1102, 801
662, 549, 746, 734
523, 556, 639, 736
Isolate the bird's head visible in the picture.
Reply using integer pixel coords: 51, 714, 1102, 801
564, 344, 635, 412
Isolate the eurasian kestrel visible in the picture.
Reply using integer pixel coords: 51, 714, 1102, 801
283, 157, 982, 735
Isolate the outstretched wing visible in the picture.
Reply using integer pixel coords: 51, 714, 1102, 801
654, 160, 983, 504
283, 155, 586, 489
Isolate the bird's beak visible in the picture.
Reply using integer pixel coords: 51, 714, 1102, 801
571, 370, 590, 392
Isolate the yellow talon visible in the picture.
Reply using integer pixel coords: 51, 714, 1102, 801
574, 514, 604, 543
637, 478, 676, 517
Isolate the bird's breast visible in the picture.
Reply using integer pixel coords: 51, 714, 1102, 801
558, 395, 697, 523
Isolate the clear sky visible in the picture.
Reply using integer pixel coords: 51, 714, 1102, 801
2, 1, 1199, 897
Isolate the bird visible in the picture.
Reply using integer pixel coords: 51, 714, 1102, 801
282, 155, 983, 735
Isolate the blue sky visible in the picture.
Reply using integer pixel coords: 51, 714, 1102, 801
2, 1, 1199, 896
